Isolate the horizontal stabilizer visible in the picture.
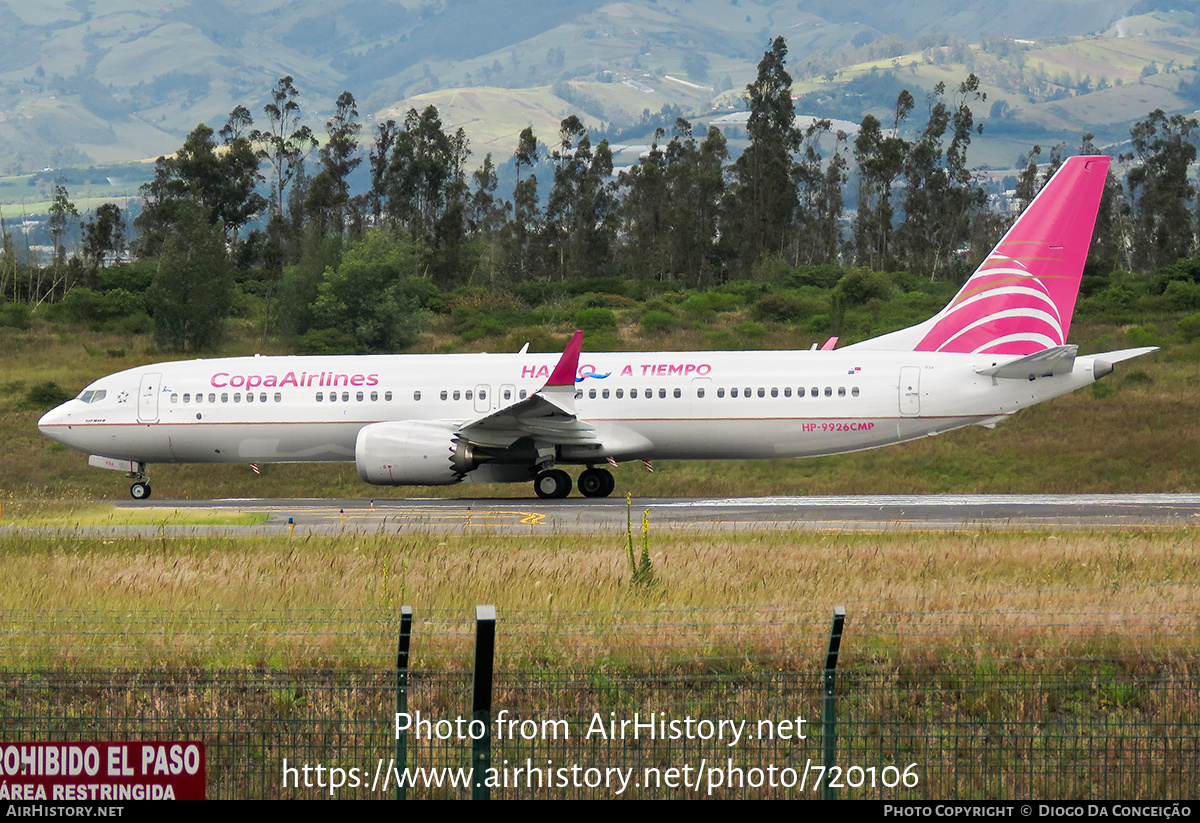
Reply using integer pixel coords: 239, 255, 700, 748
976, 345, 1077, 379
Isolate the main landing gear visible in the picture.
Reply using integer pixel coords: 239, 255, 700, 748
127, 465, 151, 500
578, 467, 616, 498
533, 467, 615, 499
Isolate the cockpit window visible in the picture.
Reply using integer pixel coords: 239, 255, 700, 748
78, 390, 107, 403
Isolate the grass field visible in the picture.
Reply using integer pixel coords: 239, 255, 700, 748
0, 528, 1195, 671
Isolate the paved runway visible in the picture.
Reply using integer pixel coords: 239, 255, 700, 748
70, 493, 1200, 535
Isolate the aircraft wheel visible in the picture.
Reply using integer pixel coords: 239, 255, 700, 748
130, 482, 152, 500
534, 469, 572, 499
579, 468, 615, 498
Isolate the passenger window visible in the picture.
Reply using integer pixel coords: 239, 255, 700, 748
356, 391, 364, 401
171, 393, 178, 403
466, 390, 473, 401
589, 389, 597, 399
717, 388, 725, 398
757, 387, 765, 398
784, 387, 791, 397
824, 387, 832, 397
221, 393, 229, 403
412, 391, 419, 401
798, 387, 806, 397
384, 392, 392, 401
316, 392, 324, 402
731, 388, 738, 398
260, 393, 267, 403
673, 388, 681, 398
183, 393, 191, 403
274, 393, 282, 403
838, 387, 846, 397
602, 389, 610, 399
453, 391, 461, 401
519, 390, 528, 399
631, 389, 638, 399
209, 393, 217, 403
246, 392, 254, 403
441, 390, 448, 400
233, 393, 241, 403
697, 388, 705, 398
342, 392, 350, 402
852, 387, 860, 397
615, 389, 624, 399
771, 388, 778, 398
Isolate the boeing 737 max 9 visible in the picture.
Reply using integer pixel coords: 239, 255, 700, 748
38, 155, 1154, 500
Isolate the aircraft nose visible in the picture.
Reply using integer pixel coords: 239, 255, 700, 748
38, 403, 69, 438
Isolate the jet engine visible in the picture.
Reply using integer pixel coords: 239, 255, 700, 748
355, 420, 485, 486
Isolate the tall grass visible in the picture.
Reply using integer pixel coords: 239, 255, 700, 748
0, 529, 1196, 671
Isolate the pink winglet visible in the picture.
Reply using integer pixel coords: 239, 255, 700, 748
545, 330, 584, 387
820, 336, 839, 351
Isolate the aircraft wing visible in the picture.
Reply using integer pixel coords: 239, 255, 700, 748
455, 331, 601, 449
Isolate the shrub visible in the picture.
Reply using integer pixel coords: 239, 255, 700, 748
640, 310, 677, 335
575, 307, 618, 332
22, 382, 72, 410
1177, 313, 1200, 343
0, 301, 30, 329
752, 293, 804, 322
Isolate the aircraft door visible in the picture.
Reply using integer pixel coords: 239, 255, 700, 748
138, 372, 163, 423
898, 366, 921, 416
474, 384, 491, 413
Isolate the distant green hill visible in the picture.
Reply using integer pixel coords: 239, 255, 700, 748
0, 0, 1195, 185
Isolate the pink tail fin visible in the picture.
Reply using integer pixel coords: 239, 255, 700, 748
850, 155, 1110, 355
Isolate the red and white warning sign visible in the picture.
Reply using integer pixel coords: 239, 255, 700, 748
0, 742, 205, 801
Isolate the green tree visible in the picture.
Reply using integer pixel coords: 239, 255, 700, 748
725, 36, 802, 274
308, 91, 362, 236
621, 119, 728, 285
545, 116, 616, 279
510, 127, 541, 274
791, 121, 846, 266
309, 230, 428, 352
48, 184, 78, 266
252, 76, 317, 216
81, 203, 126, 271
1123, 109, 1197, 271
386, 106, 469, 241
896, 76, 987, 279
145, 202, 233, 352
852, 94, 911, 270
367, 119, 399, 224
136, 115, 265, 257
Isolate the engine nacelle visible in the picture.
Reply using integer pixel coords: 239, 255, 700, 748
355, 420, 483, 486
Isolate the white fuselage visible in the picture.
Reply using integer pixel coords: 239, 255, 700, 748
38, 348, 1104, 470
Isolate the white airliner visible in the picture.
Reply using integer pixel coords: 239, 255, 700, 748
39, 155, 1153, 500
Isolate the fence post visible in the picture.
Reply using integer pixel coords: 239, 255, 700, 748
395, 605, 413, 801
822, 606, 846, 801
472, 605, 496, 800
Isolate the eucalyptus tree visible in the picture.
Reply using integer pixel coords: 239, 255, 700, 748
252, 76, 317, 216
1123, 109, 1198, 271
724, 36, 802, 274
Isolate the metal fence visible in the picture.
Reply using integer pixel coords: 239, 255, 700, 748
1, 610, 1197, 799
